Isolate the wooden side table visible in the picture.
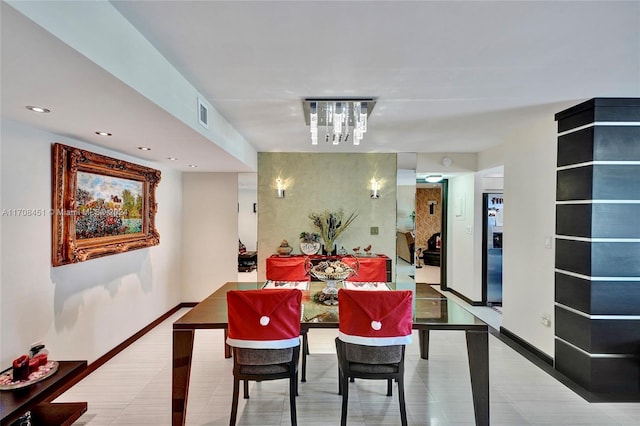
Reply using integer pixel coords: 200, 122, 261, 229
1, 360, 87, 426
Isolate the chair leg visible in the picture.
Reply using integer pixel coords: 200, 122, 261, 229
230, 377, 240, 426
289, 375, 297, 425
397, 376, 408, 426
301, 334, 307, 383
387, 378, 393, 396
337, 368, 342, 395
243, 379, 249, 399
340, 375, 349, 426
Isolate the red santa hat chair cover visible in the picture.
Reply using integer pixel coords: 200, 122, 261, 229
266, 256, 311, 281
226, 289, 302, 349
338, 289, 413, 346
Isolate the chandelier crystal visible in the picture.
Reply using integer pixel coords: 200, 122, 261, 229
303, 99, 375, 145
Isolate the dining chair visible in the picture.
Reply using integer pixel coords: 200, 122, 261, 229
265, 256, 312, 382
335, 289, 413, 426
226, 288, 302, 426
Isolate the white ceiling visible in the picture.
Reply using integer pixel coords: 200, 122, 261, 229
2, 1, 639, 173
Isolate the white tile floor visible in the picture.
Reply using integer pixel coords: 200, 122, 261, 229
54, 273, 640, 425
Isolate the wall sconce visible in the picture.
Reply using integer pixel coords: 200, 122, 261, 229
370, 178, 380, 199
275, 177, 285, 198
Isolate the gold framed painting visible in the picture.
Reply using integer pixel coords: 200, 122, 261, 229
51, 143, 161, 266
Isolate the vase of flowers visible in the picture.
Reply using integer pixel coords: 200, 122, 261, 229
299, 232, 321, 255
309, 210, 358, 256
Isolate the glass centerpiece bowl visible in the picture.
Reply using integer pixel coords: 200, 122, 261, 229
310, 259, 359, 305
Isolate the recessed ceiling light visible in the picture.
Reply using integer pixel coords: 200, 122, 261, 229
188, 164, 198, 168
167, 157, 178, 161
95, 131, 112, 136
26, 105, 51, 113
138, 146, 151, 151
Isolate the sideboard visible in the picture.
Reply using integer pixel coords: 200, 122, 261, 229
266, 254, 392, 282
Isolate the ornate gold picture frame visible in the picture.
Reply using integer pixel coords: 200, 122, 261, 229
51, 143, 161, 266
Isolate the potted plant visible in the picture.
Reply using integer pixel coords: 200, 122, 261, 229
299, 231, 321, 255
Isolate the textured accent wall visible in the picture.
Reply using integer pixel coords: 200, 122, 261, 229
554, 98, 640, 398
415, 187, 442, 249
257, 153, 397, 281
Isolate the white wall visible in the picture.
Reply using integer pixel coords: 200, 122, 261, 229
181, 173, 238, 302
499, 119, 557, 356
446, 174, 482, 300
0, 118, 182, 366
417, 153, 478, 174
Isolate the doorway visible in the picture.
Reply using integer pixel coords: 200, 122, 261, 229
482, 193, 503, 306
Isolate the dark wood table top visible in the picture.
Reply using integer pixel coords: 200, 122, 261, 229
0, 360, 87, 426
173, 282, 487, 332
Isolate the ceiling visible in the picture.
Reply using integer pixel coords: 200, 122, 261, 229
2, 1, 639, 173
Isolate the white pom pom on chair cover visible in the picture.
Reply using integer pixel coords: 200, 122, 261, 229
337, 289, 413, 346
226, 289, 302, 349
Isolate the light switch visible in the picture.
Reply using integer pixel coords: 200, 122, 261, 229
370, 227, 379, 235
544, 236, 553, 249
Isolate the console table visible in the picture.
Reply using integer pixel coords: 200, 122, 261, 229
266, 254, 391, 282
1, 360, 87, 426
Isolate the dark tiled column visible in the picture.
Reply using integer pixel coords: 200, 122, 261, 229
554, 98, 640, 398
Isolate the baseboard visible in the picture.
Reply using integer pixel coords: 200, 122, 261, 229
444, 287, 484, 306
47, 303, 191, 401
499, 327, 640, 402
499, 326, 553, 365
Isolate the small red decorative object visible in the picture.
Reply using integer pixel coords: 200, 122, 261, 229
29, 358, 40, 374
33, 353, 48, 366
12, 355, 30, 381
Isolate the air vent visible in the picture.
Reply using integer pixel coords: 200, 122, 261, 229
198, 97, 209, 128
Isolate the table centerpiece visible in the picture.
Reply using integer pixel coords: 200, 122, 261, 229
310, 259, 359, 305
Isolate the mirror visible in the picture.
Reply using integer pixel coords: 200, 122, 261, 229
238, 173, 258, 280
415, 182, 443, 285
395, 154, 416, 289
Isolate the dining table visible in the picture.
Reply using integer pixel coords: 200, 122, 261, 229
171, 281, 489, 426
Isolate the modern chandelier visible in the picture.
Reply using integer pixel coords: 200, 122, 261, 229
302, 99, 376, 145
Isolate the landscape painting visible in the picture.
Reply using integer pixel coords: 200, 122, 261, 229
75, 171, 144, 239
52, 143, 161, 266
